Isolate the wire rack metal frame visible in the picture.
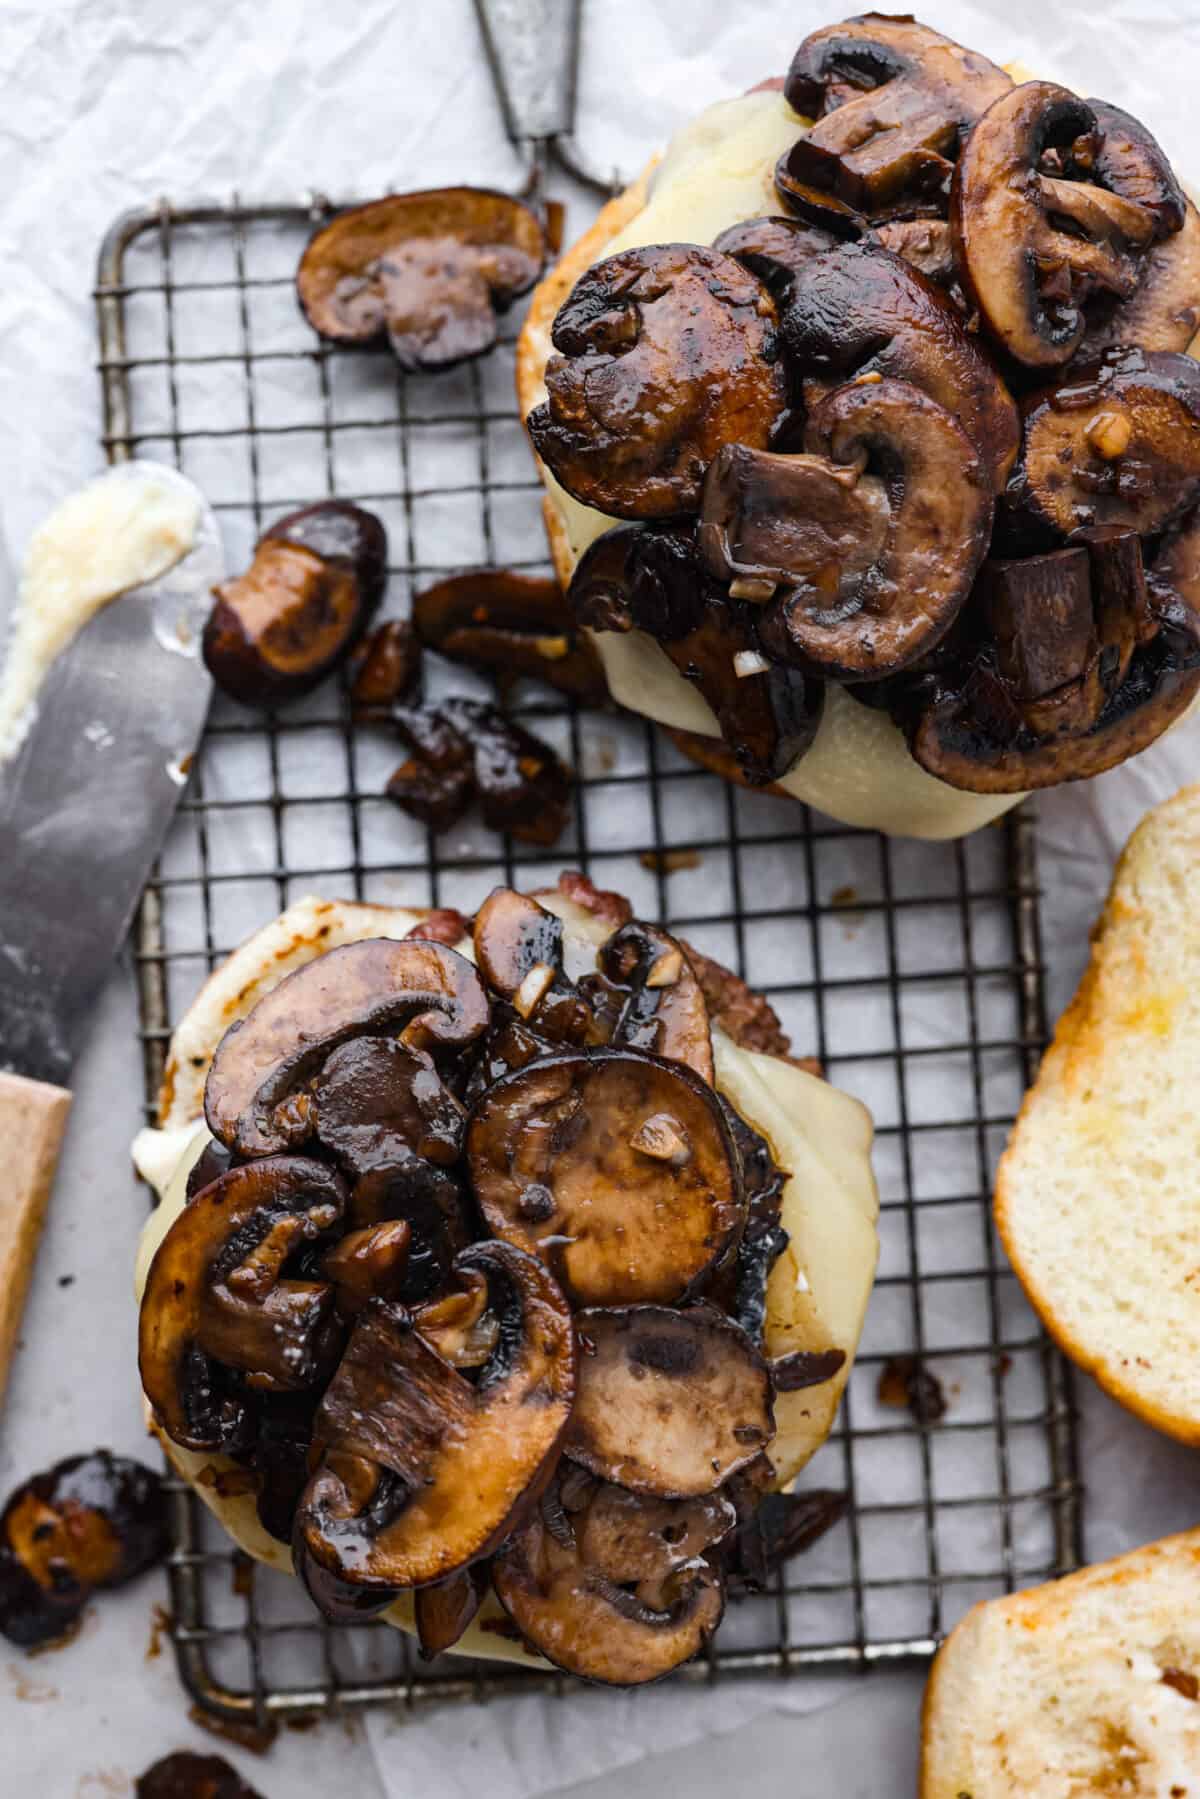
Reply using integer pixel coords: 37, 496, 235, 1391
94, 192, 1083, 1733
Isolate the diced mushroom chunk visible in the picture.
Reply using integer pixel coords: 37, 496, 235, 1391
780, 243, 1019, 492
294, 1242, 575, 1593
527, 245, 787, 519
779, 16, 1012, 231
413, 569, 606, 704
386, 700, 573, 846
349, 620, 422, 717
204, 937, 488, 1157
952, 84, 1173, 368
566, 1305, 775, 1496
0, 1452, 168, 1649
296, 188, 546, 372
204, 502, 387, 708
1009, 349, 1200, 539
597, 920, 714, 1083
568, 522, 823, 782
139, 1157, 347, 1453
492, 1470, 733, 1685
467, 1049, 745, 1306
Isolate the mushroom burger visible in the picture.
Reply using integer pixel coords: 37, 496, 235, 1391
132, 880, 878, 1685
517, 16, 1200, 837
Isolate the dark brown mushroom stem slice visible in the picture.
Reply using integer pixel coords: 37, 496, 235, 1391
744, 379, 993, 681
778, 16, 1012, 233
413, 569, 607, 704
295, 1242, 575, 1594
527, 244, 787, 520
296, 188, 546, 372
349, 619, 422, 717
0, 1452, 168, 1650
204, 501, 387, 708
415, 1563, 489, 1659
596, 919, 714, 1083
1080, 199, 1200, 356
204, 937, 488, 1158
1008, 349, 1200, 540
321, 1220, 411, 1317
467, 1048, 745, 1306
566, 1305, 775, 1497
312, 1034, 466, 1176
471, 886, 593, 1044
780, 243, 1019, 492
139, 1157, 347, 1452
386, 700, 574, 847
492, 1471, 733, 1686
568, 522, 823, 784
907, 531, 1200, 792
711, 215, 845, 298
951, 83, 1162, 370
411, 1268, 500, 1368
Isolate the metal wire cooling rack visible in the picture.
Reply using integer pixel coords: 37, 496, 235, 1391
93, 181, 1082, 1735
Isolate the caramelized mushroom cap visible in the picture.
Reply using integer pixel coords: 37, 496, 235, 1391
748, 378, 993, 680
467, 1048, 745, 1306
1080, 198, 1200, 357
597, 919, 714, 1083
204, 937, 488, 1157
711, 215, 843, 297
413, 569, 607, 704
295, 1241, 575, 1591
568, 522, 823, 783
1085, 99, 1187, 242
952, 83, 1162, 369
566, 1305, 775, 1497
414, 1562, 488, 1659
296, 188, 546, 372
0, 1452, 168, 1649
139, 1157, 347, 1453
312, 1034, 466, 1176
1009, 349, 1200, 539
778, 15, 1012, 232
204, 501, 387, 708
527, 245, 787, 519
779, 243, 1019, 492
492, 1471, 733, 1685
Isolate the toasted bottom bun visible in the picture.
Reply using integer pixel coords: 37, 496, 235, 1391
133, 890, 879, 1666
920, 1528, 1200, 1796
996, 784, 1200, 1443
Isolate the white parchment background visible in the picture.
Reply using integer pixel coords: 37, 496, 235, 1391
1, 2, 1200, 1795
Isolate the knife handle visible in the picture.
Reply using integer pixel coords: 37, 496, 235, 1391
0, 1070, 72, 1410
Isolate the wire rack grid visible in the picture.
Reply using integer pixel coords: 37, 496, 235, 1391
93, 193, 1082, 1732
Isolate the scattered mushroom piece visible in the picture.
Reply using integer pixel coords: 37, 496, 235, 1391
952, 83, 1166, 369
569, 522, 823, 782
386, 700, 574, 846
771, 1347, 847, 1391
597, 919, 714, 1082
136, 1752, 263, 1799
566, 1305, 775, 1497
740, 379, 993, 680
780, 243, 1020, 492
0, 1451, 168, 1649
349, 619, 421, 717
139, 1157, 347, 1452
415, 1563, 489, 1660
1008, 349, 1200, 540
312, 1034, 466, 1176
204, 937, 488, 1157
467, 1048, 745, 1306
204, 502, 387, 707
296, 188, 546, 372
295, 1242, 575, 1594
493, 1470, 733, 1685
527, 245, 788, 519
1080, 198, 1200, 356
413, 569, 607, 704
778, 16, 1012, 233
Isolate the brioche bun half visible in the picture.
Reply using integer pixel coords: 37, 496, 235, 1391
133, 889, 879, 1667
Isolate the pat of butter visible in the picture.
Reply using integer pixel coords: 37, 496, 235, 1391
0, 462, 201, 762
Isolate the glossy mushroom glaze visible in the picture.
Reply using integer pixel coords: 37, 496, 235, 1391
527, 14, 1200, 797
137, 887, 856, 1686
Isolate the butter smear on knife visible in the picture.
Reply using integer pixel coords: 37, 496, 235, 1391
0, 463, 201, 763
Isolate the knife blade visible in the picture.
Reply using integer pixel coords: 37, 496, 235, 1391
0, 460, 221, 1398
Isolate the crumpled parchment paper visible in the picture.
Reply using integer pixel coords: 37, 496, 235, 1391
2, 3, 1200, 1797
